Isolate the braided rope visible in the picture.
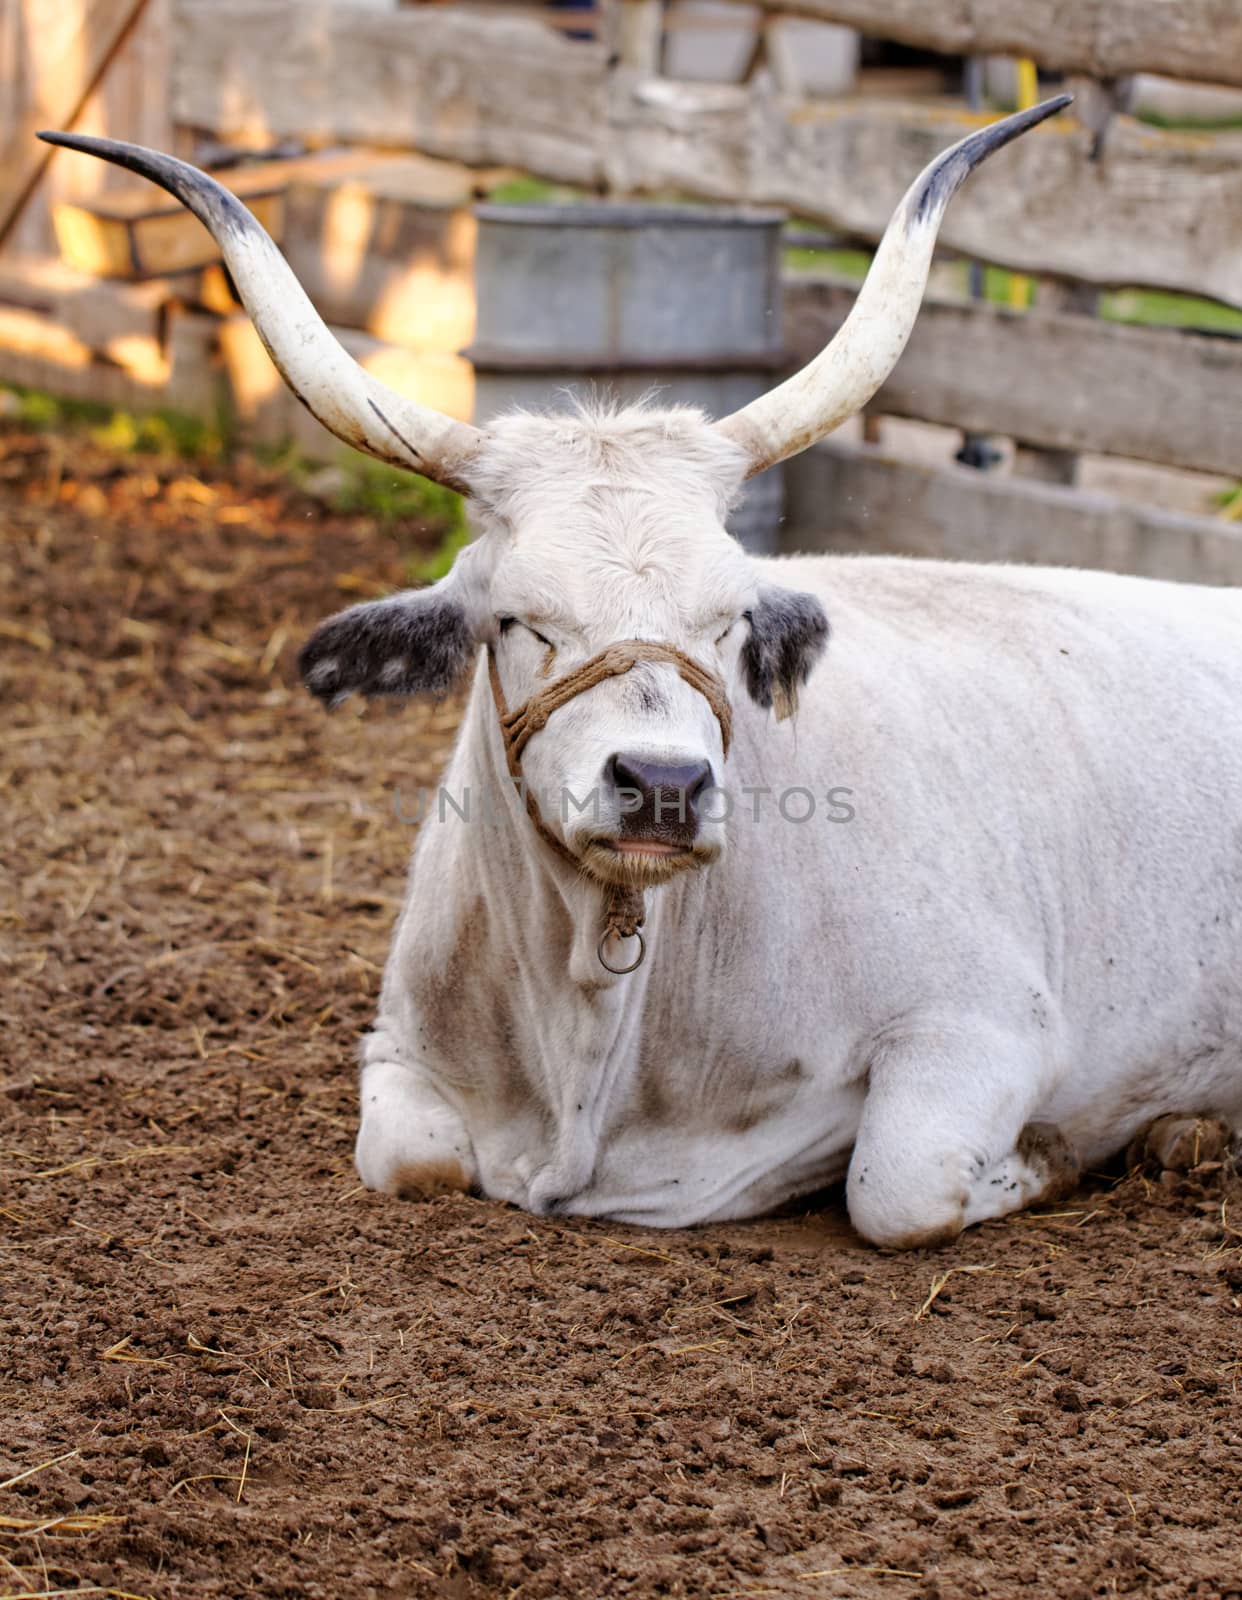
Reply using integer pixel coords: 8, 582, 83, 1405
486, 640, 733, 966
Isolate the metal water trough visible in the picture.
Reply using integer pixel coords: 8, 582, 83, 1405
468, 202, 787, 553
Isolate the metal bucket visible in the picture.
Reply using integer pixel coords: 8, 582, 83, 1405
468, 202, 786, 553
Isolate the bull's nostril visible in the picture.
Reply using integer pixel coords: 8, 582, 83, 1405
607, 756, 713, 799
605, 755, 716, 837
686, 761, 712, 802
606, 753, 641, 795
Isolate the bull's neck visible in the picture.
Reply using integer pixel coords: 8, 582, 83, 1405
439, 660, 669, 1198
453, 657, 635, 982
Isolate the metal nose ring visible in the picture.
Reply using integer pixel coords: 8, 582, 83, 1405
597, 925, 646, 975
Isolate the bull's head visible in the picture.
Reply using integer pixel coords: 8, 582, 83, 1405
286, 409, 830, 895
41, 99, 1067, 958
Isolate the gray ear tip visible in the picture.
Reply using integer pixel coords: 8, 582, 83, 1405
743, 583, 831, 709
297, 589, 475, 703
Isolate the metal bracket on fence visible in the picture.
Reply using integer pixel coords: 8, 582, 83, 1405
1077, 75, 1134, 162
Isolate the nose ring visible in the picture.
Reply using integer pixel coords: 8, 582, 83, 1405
597, 925, 646, 975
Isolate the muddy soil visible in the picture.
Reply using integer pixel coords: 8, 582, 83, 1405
2, 423, 1240, 1600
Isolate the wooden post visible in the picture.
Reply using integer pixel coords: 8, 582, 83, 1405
0, 0, 152, 251
616, 0, 663, 74
1010, 280, 1098, 488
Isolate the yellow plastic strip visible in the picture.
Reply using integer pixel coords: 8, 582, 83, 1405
1008, 60, 1040, 309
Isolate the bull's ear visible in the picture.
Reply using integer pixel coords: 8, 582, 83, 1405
742, 584, 829, 721
299, 579, 476, 705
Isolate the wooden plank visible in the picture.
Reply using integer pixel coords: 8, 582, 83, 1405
1, 0, 174, 260
0, 299, 187, 408
0, 254, 168, 357
174, 0, 608, 183
53, 188, 285, 276
616, 0, 663, 73
606, 75, 756, 204
279, 151, 512, 346
0, 339, 158, 410
213, 313, 476, 455
283, 172, 478, 350
284, 150, 516, 210
54, 148, 436, 225
784, 274, 1242, 480
44, 152, 410, 278
610, 86, 1242, 311
0, 304, 93, 371
782, 439, 1242, 587
0, 0, 150, 249
164, 304, 223, 415
172, 4, 1242, 308
49, 146, 489, 278
0, 255, 99, 315
722, 0, 1242, 92
286, 328, 475, 456
407, 2, 603, 34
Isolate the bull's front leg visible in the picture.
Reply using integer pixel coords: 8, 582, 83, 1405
845, 1019, 1077, 1249
355, 1030, 477, 1198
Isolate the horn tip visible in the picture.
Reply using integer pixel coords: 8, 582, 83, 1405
1030, 91, 1074, 122
914, 90, 1076, 222
37, 129, 106, 155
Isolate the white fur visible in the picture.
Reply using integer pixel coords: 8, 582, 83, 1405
355, 405, 1242, 1246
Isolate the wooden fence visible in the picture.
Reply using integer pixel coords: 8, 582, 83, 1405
171, 0, 1242, 307
1, 0, 1240, 583
719, 0, 1242, 88
0, 0, 173, 257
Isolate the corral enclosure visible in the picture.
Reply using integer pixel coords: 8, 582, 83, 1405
2, 0, 1241, 570
3, 3, 1242, 1598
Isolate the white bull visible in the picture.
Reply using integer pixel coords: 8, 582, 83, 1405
46, 101, 1242, 1246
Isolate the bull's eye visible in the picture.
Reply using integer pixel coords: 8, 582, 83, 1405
498, 616, 554, 650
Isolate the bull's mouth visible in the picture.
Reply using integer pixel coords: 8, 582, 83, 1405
580, 834, 716, 888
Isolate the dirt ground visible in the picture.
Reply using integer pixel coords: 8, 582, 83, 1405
3, 420, 1241, 1600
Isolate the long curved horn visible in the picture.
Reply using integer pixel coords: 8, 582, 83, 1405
37, 132, 486, 494
714, 95, 1073, 478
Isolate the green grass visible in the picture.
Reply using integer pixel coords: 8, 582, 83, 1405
1101, 288, 1242, 335
785, 245, 871, 278
3, 383, 232, 457
1136, 109, 1242, 132
784, 246, 1030, 303
298, 449, 462, 529
290, 449, 469, 581
487, 175, 587, 206
237, 440, 467, 578
783, 245, 1242, 334
2, 382, 467, 580
1216, 483, 1242, 516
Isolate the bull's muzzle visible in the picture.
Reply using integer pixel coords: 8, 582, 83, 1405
487, 639, 732, 974
606, 754, 715, 853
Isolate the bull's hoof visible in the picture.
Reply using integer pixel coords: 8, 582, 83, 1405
1016, 1121, 1080, 1202
1127, 1114, 1231, 1174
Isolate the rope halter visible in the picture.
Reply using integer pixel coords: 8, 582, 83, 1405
487, 640, 733, 974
